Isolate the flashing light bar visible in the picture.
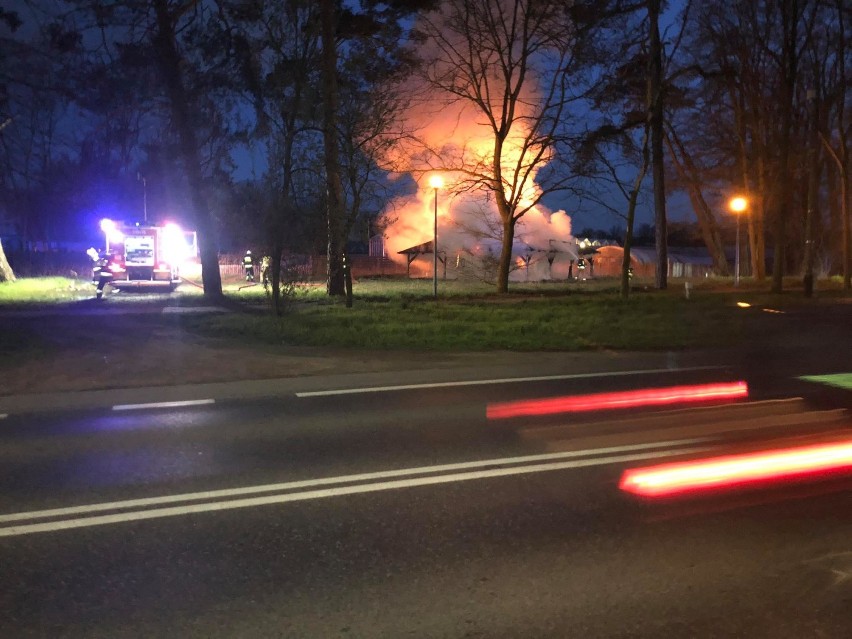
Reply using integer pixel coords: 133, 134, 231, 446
619, 439, 852, 497
486, 381, 748, 420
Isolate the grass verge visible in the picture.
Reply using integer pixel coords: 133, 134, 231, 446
0, 277, 94, 303
187, 287, 754, 352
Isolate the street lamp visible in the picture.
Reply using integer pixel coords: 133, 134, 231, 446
429, 174, 444, 298
729, 196, 748, 286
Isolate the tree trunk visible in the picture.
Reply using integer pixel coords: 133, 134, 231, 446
344, 251, 353, 308
648, 0, 667, 289
320, 0, 345, 297
845, 169, 851, 290
496, 215, 515, 294
751, 152, 768, 279
802, 94, 819, 297
152, 0, 222, 301
731, 80, 762, 280
270, 243, 283, 316
771, 0, 801, 294
0, 239, 15, 283
622, 127, 651, 299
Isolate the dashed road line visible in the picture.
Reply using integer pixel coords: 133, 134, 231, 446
161, 306, 227, 314
112, 399, 215, 411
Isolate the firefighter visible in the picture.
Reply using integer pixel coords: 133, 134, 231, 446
260, 255, 271, 290
88, 248, 114, 299
243, 250, 255, 282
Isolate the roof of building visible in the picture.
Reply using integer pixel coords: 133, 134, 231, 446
398, 238, 579, 259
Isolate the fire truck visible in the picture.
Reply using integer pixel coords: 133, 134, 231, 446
91, 219, 197, 292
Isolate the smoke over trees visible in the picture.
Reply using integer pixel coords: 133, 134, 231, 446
409, 0, 600, 293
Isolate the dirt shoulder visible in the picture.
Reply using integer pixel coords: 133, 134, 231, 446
0, 310, 424, 396
3, 296, 848, 399
0, 307, 601, 396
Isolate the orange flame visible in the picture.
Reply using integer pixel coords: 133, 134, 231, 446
380, 98, 573, 281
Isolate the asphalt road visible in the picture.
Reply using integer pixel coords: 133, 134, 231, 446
2, 348, 852, 637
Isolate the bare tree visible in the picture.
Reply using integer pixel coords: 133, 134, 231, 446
320, 0, 346, 297
674, 0, 826, 290
575, 120, 651, 298
664, 124, 729, 275
414, 0, 594, 293
151, 0, 223, 300
226, 0, 323, 313
817, 0, 850, 290
647, 0, 668, 289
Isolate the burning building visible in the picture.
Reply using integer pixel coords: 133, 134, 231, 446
391, 189, 579, 282
377, 103, 579, 283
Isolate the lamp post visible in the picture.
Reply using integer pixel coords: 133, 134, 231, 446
137, 173, 147, 223
429, 174, 444, 298
729, 196, 748, 286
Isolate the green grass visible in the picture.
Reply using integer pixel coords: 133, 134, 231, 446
4, 275, 848, 353
0, 277, 94, 303
193, 275, 848, 353
188, 287, 753, 352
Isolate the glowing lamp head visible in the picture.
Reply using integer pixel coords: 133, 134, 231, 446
428, 175, 444, 190
100, 218, 116, 233
729, 197, 748, 213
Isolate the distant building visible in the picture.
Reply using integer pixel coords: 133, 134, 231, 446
594, 246, 717, 279
396, 237, 580, 281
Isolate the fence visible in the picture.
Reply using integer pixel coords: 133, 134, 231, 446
220, 254, 408, 281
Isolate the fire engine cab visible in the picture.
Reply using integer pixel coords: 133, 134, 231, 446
92, 219, 197, 291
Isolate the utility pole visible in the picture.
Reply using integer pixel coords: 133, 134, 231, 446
137, 173, 147, 223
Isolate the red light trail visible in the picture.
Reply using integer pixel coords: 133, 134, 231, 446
486, 381, 748, 420
619, 440, 852, 497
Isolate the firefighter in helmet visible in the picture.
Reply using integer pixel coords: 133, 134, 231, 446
243, 250, 255, 282
88, 247, 114, 299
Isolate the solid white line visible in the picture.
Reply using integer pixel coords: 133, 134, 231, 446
0, 438, 708, 524
295, 366, 725, 397
112, 399, 215, 411
0, 446, 711, 537
162, 306, 226, 314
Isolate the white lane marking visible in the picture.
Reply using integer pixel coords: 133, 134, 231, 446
295, 366, 725, 397
162, 306, 226, 314
0, 438, 708, 524
112, 399, 215, 411
0, 446, 711, 537
0, 414, 7, 420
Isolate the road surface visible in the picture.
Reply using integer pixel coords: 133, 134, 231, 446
2, 355, 851, 637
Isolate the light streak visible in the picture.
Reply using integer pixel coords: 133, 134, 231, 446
487, 381, 748, 420
619, 439, 852, 497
